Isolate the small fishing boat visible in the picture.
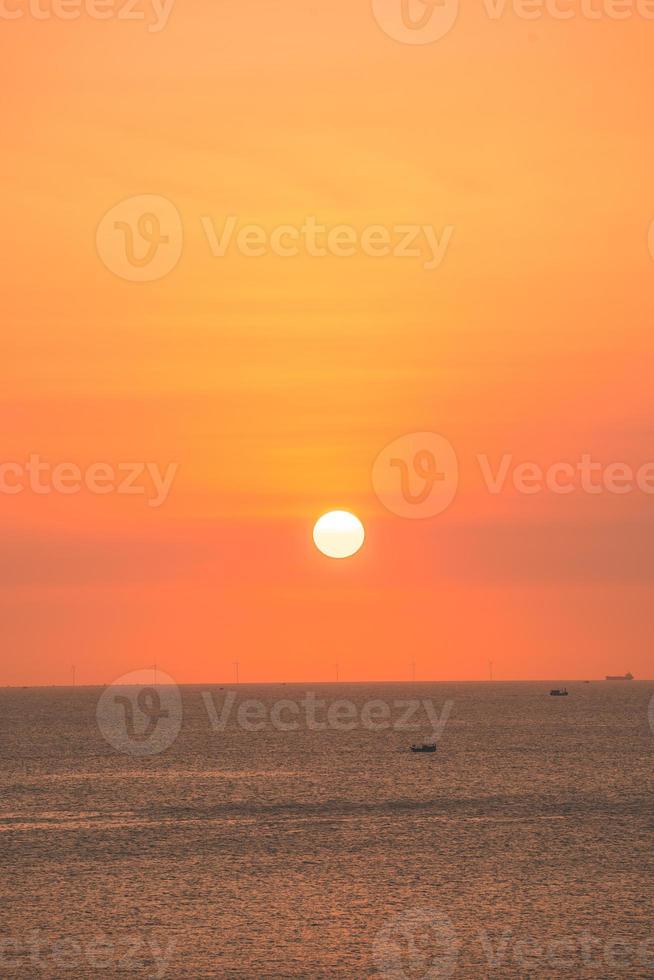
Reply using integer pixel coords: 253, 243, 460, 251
411, 741, 437, 753
550, 688, 568, 697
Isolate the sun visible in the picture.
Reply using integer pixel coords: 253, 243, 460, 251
313, 511, 365, 559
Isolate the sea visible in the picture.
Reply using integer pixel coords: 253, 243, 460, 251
1, 681, 652, 978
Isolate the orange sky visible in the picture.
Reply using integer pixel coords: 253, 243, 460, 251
2, 2, 654, 684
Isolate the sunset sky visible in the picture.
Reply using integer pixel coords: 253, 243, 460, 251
3, 2, 654, 684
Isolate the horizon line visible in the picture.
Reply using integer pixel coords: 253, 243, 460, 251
1, 677, 650, 689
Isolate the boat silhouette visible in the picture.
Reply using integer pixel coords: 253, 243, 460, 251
410, 741, 437, 753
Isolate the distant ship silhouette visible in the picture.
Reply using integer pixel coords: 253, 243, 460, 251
605, 672, 634, 681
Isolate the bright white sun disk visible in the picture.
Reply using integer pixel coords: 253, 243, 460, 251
313, 511, 365, 559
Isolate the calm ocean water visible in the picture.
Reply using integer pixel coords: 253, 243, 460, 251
1, 681, 652, 978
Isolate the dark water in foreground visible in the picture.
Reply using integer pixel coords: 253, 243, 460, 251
0, 682, 653, 978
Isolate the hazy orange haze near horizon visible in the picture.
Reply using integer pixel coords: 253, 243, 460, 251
2, 1, 654, 684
